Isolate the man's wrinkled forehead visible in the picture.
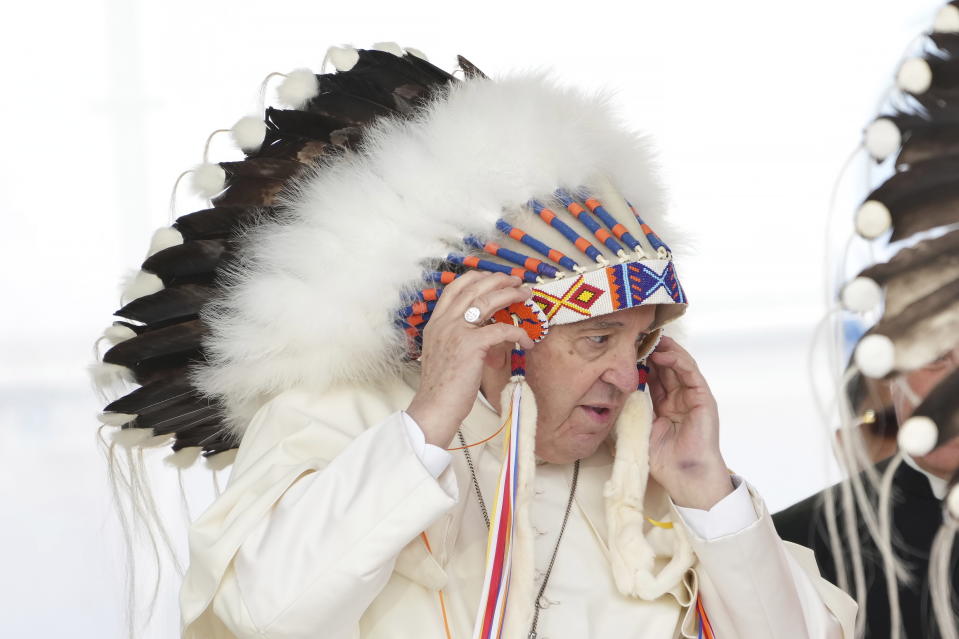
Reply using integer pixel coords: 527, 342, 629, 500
563, 305, 657, 333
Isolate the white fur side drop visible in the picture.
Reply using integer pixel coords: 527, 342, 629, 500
855, 334, 896, 378
841, 277, 882, 312
277, 69, 319, 109
191, 163, 227, 199
605, 390, 694, 600
897, 415, 939, 457
231, 116, 267, 153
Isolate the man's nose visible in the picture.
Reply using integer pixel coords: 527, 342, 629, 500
599, 346, 640, 394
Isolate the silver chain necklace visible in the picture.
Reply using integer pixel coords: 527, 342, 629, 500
457, 431, 580, 639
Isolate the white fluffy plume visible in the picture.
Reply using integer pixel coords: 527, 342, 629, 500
193, 71, 677, 435
277, 69, 319, 109
231, 116, 267, 152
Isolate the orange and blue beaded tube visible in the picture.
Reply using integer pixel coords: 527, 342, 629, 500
581, 196, 643, 252
529, 199, 604, 263
464, 237, 560, 279
495, 220, 580, 272
554, 190, 627, 256
626, 200, 670, 254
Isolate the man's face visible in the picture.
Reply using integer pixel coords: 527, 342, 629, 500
525, 305, 657, 464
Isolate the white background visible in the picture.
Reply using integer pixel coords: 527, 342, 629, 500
0, 0, 943, 636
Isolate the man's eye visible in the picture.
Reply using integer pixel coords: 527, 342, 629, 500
587, 335, 609, 345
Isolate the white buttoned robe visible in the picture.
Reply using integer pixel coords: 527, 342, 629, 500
180, 373, 857, 639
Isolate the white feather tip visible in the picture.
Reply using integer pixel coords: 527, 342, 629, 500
121, 270, 164, 304
854, 333, 896, 378
947, 484, 959, 519
277, 69, 319, 108
864, 118, 901, 161
404, 47, 428, 61
372, 41, 404, 57
97, 412, 136, 427
164, 446, 203, 469
205, 448, 238, 471
110, 427, 155, 447
841, 277, 882, 312
231, 116, 267, 152
102, 323, 137, 345
147, 226, 184, 257
88, 362, 135, 391
935, 5, 959, 33
855, 200, 892, 239
191, 163, 227, 199
327, 45, 360, 72
897, 415, 939, 457
896, 57, 933, 95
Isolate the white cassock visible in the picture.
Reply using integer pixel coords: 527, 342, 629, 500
180, 372, 857, 639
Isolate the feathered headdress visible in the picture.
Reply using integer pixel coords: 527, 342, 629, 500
92, 44, 693, 637
833, 5, 959, 636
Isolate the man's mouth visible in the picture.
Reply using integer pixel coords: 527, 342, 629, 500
579, 405, 612, 422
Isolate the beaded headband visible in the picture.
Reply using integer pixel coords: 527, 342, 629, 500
397, 185, 686, 349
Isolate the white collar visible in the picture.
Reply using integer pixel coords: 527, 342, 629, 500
901, 452, 949, 499
477, 389, 496, 412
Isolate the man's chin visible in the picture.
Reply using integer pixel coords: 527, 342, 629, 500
537, 428, 614, 464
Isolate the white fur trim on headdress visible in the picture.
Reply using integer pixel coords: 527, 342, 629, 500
404, 47, 428, 61
231, 116, 267, 153
936, 4, 959, 33
191, 163, 227, 199
97, 412, 137, 427
841, 276, 882, 312
855, 334, 896, 378
205, 448, 238, 471
372, 41, 404, 57
193, 72, 678, 435
896, 58, 933, 95
326, 45, 360, 72
102, 323, 137, 345
277, 69, 319, 109
164, 446, 203, 469
855, 200, 892, 239
147, 227, 184, 257
605, 390, 695, 600
948, 485, 959, 519
121, 269, 163, 304
864, 118, 901, 162
898, 415, 938, 457
501, 378, 539, 636
89, 362, 136, 400
111, 427, 154, 447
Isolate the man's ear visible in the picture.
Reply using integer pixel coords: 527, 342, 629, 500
483, 342, 511, 369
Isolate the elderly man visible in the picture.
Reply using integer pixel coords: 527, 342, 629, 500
92, 47, 854, 638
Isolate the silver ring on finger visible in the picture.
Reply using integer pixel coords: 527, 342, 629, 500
463, 306, 483, 325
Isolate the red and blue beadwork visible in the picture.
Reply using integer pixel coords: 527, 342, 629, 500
397, 188, 686, 352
